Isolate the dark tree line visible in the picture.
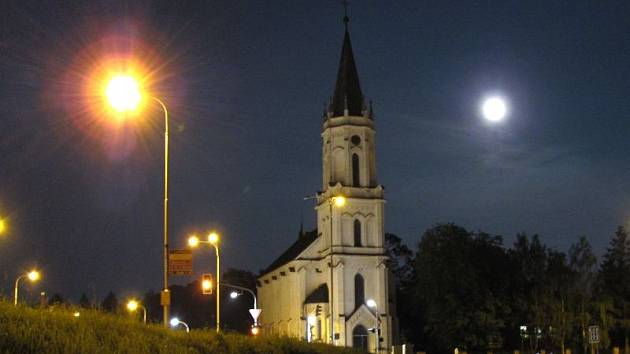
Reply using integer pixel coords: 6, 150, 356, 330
50, 268, 257, 333
386, 223, 630, 354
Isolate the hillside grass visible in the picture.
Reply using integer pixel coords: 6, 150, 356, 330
0, 300, 359, 354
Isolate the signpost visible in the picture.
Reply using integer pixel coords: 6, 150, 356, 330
169, 249, 193, 275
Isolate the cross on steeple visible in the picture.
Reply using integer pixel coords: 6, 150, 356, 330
342, 0, 350, 27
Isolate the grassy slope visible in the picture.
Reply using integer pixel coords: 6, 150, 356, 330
0, 300, 359, 354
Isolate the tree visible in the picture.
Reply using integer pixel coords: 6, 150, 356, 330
48, 293, 65, 306
384, 233, 414, 285
410, 223, 511, 353
598, 226, 630, 350
509, 234, 549, 353
569, 236, 597, 354
79, 293, 91, 308
384, 233, 416, 344
101, 291, 119, 313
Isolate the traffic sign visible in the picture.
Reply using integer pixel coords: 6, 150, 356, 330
249, 308, 261, 323
169, 249, 193, 275
588, 325, 600, 344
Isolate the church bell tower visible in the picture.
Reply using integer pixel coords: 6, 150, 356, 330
315, 13, 395, 352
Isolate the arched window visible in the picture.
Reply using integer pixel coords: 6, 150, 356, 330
352, 153, 360, 186
352, 325, 369, 351
354, 219, 362, 247
354, 274, 365, 309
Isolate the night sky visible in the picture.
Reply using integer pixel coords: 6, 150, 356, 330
1, 1, 630, 301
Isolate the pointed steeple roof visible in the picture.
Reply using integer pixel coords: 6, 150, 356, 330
330, 21, 364, 117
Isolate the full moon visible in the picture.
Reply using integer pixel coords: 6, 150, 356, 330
482, 97, 507, 122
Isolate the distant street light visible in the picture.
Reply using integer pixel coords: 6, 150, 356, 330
367, 299, 380, 354
188, 231, 221, 333
481, 96, 507, 122
126, 299, 147, 324
14, 270, 41, 306
170, 317, 190, 333
224, 282, 258, 325
102, 73, 171, 327
0, 218, 6, 236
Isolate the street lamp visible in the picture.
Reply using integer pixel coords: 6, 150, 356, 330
305, 194, 345, 344
224, 282, 258, 325
126, 299, 147, 324
104, 74, 171, 327
188, 231, 221, 333
328, 195, 345, 344
0, 218, 6, 236
14, 270, 40, 306
367, 299, 380, 354
170, 317, 190, 333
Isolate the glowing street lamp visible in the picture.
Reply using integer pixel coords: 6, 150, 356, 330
14, 270, 41, 306
0, 218, 6, 235
188, 231, 221, 333
126, 299, 147, 324
170, 317, 190, 333
303, 194, 346, 345
103, 73, 171, 327
106, 75, 141, 112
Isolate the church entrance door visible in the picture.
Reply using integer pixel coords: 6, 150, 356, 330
352, 325, 369, 352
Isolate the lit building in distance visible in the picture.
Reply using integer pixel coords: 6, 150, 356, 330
257, 13, 398, 352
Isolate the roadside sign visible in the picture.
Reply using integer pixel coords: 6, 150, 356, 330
169, 249, 193, 275
249, 308, 261, 323
588, 325, 600, 344
160, 290, 170, 306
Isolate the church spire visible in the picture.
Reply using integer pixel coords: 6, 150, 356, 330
330, 6, 364, 117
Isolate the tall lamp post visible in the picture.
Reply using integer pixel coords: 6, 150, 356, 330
367, 299, 380, 354
327, 195, 345, 344
104, 75, 171, 327
188, 232, 221, 332
305, 194, 345, 345
14, 270, 40, 306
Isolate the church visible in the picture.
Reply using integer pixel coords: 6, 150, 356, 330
257, 13, 398, 353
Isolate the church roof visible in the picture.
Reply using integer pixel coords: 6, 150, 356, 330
330, 25, 364, 117
304, 283, 329, 304
259, 229, 318, 276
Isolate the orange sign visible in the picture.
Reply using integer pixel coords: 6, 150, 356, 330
169, 249, 193, 275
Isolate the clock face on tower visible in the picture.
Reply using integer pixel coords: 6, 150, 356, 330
351, 135, 361, 146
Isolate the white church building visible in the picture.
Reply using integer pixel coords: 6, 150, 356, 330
257, 15, 398, 353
